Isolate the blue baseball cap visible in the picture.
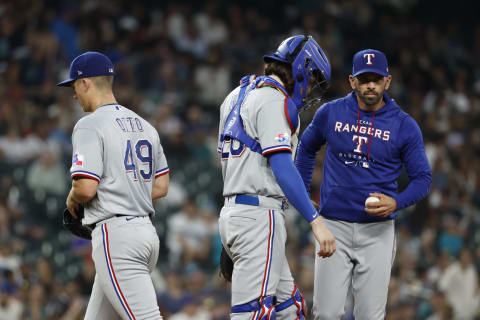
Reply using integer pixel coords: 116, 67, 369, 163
352, 49, 389, 77
56, 51, 114, 87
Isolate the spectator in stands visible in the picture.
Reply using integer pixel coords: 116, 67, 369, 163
0, 1, 478, 318
439, 248, 479, 319
167, 199, 212, 268
26, 151, 67, 196
0, 281, 23, 320
157, 270, 193, 316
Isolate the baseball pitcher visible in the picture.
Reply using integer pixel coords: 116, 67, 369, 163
57, 51, 169, 320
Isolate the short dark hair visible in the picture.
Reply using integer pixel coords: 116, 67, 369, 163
91, 76, 113, 91
264, 61, 294, 95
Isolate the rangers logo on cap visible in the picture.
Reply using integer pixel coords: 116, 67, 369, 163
352, 49, 389, 77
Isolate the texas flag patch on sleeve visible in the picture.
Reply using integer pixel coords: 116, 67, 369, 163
72, 153, 84, 167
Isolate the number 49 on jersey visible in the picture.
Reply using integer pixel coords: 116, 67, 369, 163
124, 139, 153, 181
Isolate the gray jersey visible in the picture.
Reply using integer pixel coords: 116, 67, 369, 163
70, 104, 169, 225
218, 85, 299, 198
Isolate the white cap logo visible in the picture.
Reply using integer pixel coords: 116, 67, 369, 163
77, 70, 83, 75
363, 53, 375, 65
109, 68, 113, 73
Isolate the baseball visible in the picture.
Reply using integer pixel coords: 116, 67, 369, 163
365, 196, 380, 206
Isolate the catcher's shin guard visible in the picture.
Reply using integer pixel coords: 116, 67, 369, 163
275, 284, 306, 319
231, 295, 276, 319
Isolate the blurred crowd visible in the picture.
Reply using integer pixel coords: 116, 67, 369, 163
0, 0, 479, 319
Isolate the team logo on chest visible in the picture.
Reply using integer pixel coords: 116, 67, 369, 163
334, 120, 391, 169
334, 121, 390, 142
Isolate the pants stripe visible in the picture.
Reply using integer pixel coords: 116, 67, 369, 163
102, 224, 136, 320
253, 210, 275, 320
264, 210, 275, 295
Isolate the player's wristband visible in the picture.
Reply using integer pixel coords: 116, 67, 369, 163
269, 152, 319, 223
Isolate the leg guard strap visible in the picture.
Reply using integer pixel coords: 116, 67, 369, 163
275, 284, 306, 319
232, 296, 277, 319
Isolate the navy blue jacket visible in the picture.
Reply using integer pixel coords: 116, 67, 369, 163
295, 92, 431, 223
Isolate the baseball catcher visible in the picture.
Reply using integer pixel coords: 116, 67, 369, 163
217, 35, 335, 319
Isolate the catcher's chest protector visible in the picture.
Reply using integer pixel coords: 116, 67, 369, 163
220, 74, 299, 155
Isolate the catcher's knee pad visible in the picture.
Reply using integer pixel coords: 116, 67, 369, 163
275, 284, 307, 319
231, 295, 276, 320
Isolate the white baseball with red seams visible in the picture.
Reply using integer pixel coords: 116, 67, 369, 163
365, 196, 380, 205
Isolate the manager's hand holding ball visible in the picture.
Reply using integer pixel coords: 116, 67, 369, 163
364, 193, 397, 217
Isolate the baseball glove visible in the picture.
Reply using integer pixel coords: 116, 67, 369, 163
62, 205, 92, 240
219, 246, 233, 282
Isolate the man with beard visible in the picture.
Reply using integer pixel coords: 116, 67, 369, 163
295, 49, 432, 319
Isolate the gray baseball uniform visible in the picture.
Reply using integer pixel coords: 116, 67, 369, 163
312, 219, 396, 319
70, 103, 168, 320
218, 83, 304, 319
218, 86, 298, 197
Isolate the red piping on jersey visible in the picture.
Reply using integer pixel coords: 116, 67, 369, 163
71, 173, 100, 182
284, 98, 295, 134
356, 108, 375, 159
258, 81, 296, 134
155, 169, 170, 178
262, 147, 292, 155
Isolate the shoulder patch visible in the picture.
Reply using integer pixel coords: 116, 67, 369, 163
274, 132, 290, 143
72, 153, 84, 167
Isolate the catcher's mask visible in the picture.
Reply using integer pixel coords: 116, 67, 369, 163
264, 35, 331, 110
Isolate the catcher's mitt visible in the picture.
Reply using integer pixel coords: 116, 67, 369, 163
219, 246, 233, 282
63, 205, 92, 240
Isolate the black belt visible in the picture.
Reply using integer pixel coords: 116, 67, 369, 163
86, 214, 152, 231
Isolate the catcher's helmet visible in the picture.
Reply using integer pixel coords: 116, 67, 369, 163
264, 35, 331, 109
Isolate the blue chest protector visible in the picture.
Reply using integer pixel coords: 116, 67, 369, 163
220, 75, 299, 155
